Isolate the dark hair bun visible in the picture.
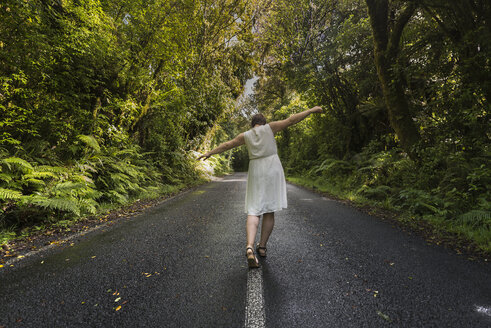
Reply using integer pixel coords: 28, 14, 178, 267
251, 113, 267, 127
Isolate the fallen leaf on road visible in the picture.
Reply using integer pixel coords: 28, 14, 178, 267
115, 297, 121, 302
376, 310, 392, 322
115, 305, 121, 311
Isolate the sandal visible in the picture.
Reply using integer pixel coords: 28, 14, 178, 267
256, 244, 267, 258
246, 247, 260, 268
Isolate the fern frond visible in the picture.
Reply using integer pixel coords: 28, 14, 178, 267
77, 135, 101, 153
0, 173, 13, 183
109, 162, 139, 177
53, 181, 85, 191
27, 196, 81, 216
76, 163, 98, 173
23, 171, 57, 180
76, 188, 101, 199
35, 165, 66, 173
0, 188, 22, 200
1, 157, 34, 173
23, 178, 46, 187
107, 190, 127, 204
77, 198, 98, 214
70, 174, 94, 184
109, 172, 131, 184
458, 210, 491, 228
112, 148, 142, 158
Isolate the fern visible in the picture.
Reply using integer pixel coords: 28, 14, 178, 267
26, 196, 81, 216
109, 162, 140, 178
1, 157, 34, 173
107, 190, 127, 204
71, 174, 94, 184
0, 188, 22, 200
77, 135, 101, 153
35, 165, 66, 173
0, 173, 13, 183
357, 185, 392, 200
109, 172, 131, 184
76, 163, 98, 173
23, 171, 57, 180
112, 148, 142, 159
23, 178, 46, 187
53, 181, 85, 192
77, 198, 97, 214
458, 210, 491, 228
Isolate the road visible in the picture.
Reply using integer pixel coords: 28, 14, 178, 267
1, 173, 490, 327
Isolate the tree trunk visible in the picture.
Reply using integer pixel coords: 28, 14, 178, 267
366, 0, 420, 154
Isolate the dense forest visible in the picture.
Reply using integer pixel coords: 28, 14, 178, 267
1, 1, 490, 253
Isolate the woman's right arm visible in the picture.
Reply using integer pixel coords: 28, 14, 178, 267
197, 133, 245, 160
269, 106, 322, 133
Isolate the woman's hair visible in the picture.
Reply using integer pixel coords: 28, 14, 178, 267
251, 113, 267, 127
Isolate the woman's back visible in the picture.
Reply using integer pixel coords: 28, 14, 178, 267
243, 124, 277, 160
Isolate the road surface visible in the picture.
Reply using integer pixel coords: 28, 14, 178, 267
1, 173, 490, 327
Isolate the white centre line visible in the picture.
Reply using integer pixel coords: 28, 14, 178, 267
475, 305, 491, 317
245, 266, 266, 328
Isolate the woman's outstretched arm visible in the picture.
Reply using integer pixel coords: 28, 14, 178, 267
269, 106, 322, 133
197, 133, 245, 160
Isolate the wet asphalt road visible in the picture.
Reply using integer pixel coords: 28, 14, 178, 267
0, 172, 490, 327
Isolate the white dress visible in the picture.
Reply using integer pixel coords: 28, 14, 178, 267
244, 124, 287, 216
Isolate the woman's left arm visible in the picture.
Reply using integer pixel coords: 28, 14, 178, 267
198, 133, 245, 160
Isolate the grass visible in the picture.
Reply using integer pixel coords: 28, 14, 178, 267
287, 175, 491, 257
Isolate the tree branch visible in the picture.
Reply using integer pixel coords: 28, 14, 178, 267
387, 2, 416, 58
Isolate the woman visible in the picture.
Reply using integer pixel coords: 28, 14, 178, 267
198, 106, 322, 268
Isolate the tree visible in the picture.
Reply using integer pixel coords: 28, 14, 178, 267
365, 0, 420, 154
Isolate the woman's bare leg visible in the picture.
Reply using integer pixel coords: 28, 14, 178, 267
246, 215, 260, 249
258, 212, 274, 255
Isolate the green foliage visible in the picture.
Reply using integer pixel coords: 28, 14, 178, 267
0, 188, 22, 200
24, 196, 81, 216
77, 135, 101, 153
